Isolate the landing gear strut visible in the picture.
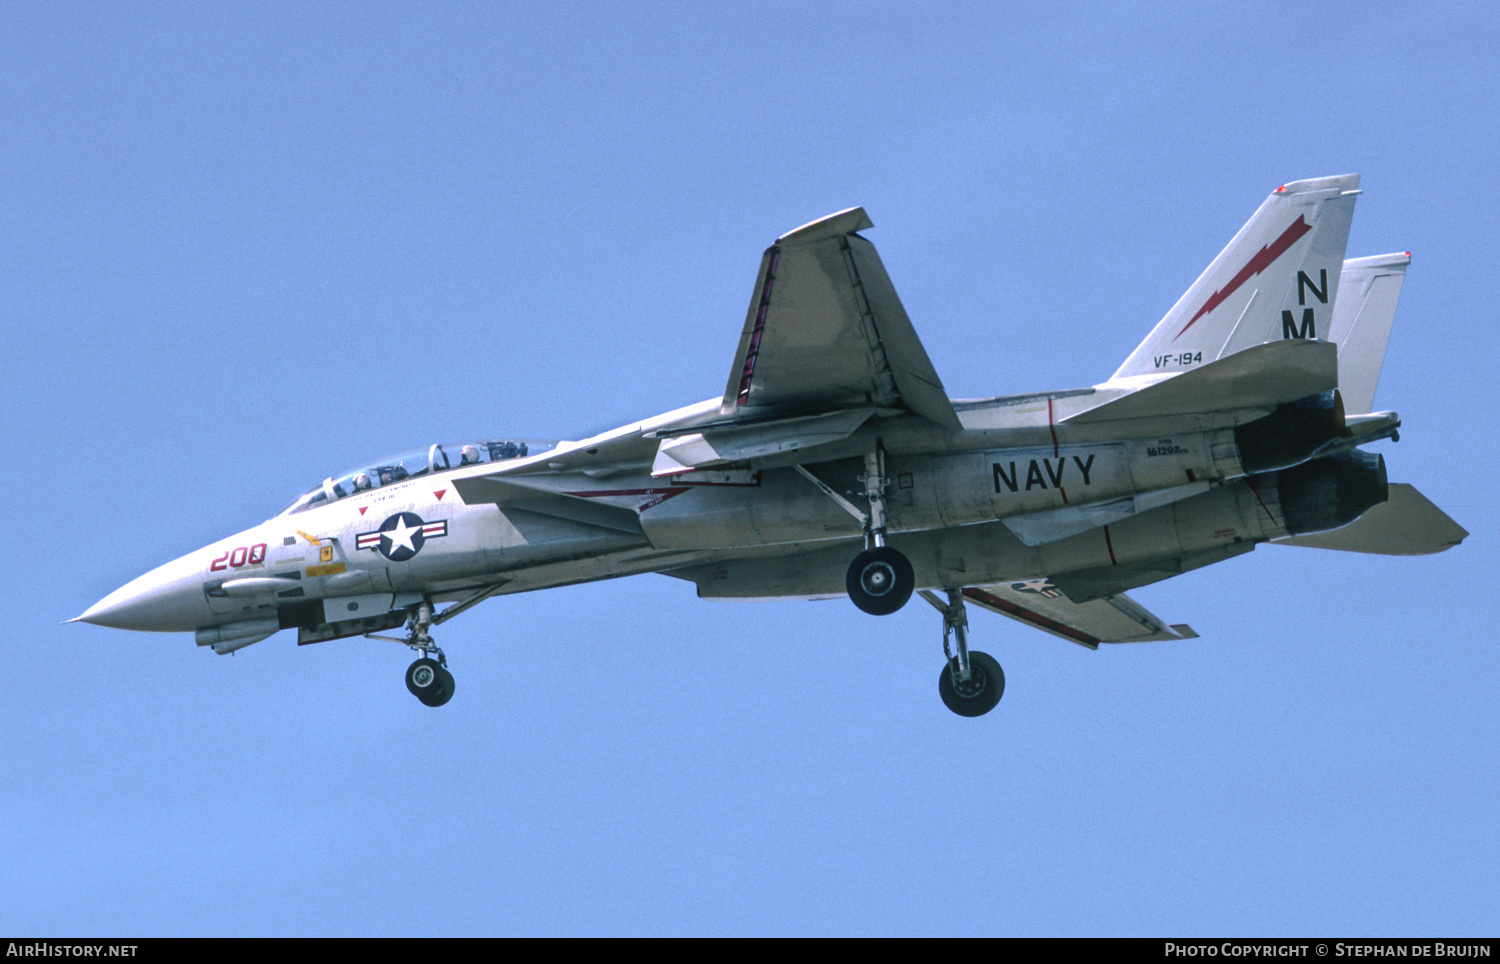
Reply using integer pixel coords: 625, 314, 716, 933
369, 600, 456, 707
845, 449, 914, 615
403, 601, 454, 707
365, 583, 507, 706
922, 589, 1004, 717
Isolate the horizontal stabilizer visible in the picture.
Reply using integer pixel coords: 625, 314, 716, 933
1067, 339, 1338, 424
1275, 484, 1467, 555
961, 583, 1195, 649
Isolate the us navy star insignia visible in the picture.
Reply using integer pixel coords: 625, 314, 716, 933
1009, 579, 1063, 598
355, 512, 448, 562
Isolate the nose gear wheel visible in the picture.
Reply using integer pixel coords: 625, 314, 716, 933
406, 657, 456, 707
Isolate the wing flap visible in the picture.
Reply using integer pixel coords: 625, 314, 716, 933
962, 583, 1195, 649
843, 236, 959, 428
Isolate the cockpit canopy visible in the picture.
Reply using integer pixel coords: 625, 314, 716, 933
279, 439, 551, 516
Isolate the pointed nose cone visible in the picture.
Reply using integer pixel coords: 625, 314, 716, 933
75, 552, 212, 632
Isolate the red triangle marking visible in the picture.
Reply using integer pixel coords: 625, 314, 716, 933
358, 506, 368, 516
435, 490, 446, 501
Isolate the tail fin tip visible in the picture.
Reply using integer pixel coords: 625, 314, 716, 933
1110, 175, 1361, 384
1276, 173, 1361, 195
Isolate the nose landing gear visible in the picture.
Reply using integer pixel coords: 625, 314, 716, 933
368, 600, 455, 707
364, 582, 507, 707
402, 601, 454, 707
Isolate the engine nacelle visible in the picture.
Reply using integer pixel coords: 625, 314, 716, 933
1234, 390, 1349, 474
1260, 448, 1389, 537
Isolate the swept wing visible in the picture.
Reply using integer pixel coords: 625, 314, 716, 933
721, 207, 960, 430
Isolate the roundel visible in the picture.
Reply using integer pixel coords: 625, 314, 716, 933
354, 512, 450, 561
376, 511, 429, 562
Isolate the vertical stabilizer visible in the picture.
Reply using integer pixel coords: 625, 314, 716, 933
1111, 175, 1360, 383
1328, 252, 1409, 414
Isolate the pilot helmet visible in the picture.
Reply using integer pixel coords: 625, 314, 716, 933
461, 445, 482, 465
353, 472, 371, 490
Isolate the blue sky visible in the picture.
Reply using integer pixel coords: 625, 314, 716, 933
4, 1, 1496, 936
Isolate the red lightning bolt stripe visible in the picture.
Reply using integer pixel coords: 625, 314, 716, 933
1174, 215, 1312, 341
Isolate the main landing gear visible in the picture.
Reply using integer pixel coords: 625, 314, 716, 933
847, 546, 915, 615
845, 449, 914, 615
830, 449, 1000, 717
922, 589, 1005, 718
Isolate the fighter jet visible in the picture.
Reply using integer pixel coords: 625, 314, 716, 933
74, 174, 1466, 716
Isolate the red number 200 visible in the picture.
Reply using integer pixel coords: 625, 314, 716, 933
210, 543, 267, 572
